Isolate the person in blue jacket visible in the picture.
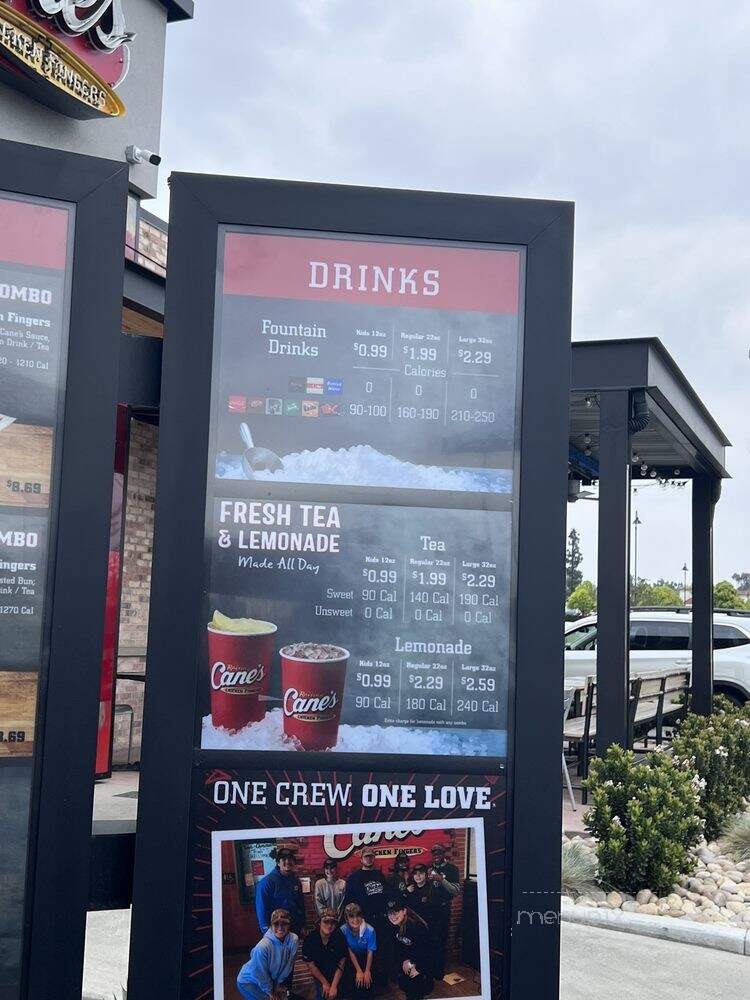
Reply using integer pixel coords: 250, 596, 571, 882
237, 908, 299, 1000
255, 845, 305, 935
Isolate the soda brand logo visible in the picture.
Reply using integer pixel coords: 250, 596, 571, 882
283, 687, 338, 719
211, 661, 265, 692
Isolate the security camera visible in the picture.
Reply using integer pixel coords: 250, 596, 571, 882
125, 145, 162, 167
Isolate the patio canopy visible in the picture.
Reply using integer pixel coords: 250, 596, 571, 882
568, 338, 730, 749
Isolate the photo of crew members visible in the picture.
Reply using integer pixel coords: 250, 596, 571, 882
218, 826, 484, 1000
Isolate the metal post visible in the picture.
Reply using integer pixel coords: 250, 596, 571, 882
691, 476, 715, 715
682, 562, 689, 605
596, 390, 631, 753
633, 511, 641, 592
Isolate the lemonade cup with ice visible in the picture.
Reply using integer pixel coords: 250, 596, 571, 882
207, 611, 277, 731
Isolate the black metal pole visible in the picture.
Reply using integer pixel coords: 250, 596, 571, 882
595, 390, 631, 753
691, 475, 715, 715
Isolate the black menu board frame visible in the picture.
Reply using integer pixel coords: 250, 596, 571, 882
0, 139, 128, 1000
132, 176, 573, 1000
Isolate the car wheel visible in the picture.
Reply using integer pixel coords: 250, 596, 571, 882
713, 686, 746, 709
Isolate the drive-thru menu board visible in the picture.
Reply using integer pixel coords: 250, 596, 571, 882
0, 192, 72, 1000
200, 229, 522, 757
0, 193, 72, 756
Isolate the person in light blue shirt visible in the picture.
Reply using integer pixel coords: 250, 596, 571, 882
340, 903, 376, 998
237, 908, 299, 1000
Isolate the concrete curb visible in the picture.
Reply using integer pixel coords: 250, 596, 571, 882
561, 901, 750, 956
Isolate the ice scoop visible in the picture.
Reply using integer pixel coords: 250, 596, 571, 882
240, 422, 283, 477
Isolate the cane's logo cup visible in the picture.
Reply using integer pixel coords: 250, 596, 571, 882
207, 611, 276, 732
280, 642, 349, 751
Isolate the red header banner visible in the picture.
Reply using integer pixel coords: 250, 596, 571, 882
0, 198, 69, 270
224, 232, 521, 314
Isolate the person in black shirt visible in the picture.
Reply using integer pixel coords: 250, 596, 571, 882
387, 851, 412, 905
341, 847, 387, 925
405, 864, 439, 929
385, 898, 434, 1000
302, 909, 347, 1000
426, 843, 461, 979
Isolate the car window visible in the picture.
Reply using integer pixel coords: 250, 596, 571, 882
629, 620, 690, 651
713, 624, 750, 650
565, 624, 597, 651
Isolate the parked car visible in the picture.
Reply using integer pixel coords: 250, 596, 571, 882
564, 608, 750, 705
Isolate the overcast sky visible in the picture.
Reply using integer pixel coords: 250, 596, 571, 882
155, 1, 750, 587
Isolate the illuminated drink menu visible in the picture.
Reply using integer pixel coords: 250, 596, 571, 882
201, 229, 523, 758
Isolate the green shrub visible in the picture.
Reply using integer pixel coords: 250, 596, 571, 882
561, 840, 599, 897
672, 708, 750, 840
720, 812, 750, 862
584, 745, 702, 895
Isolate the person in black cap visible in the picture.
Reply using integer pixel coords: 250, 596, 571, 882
302, 908, 347, 1000
387, 850, 412, 905
385, 898, 433, 1000
426, 842, 461, 979
405, 864, 439, 930
255, 844, 305, 936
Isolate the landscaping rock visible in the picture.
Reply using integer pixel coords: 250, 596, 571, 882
635, 889, 653, 905
637, 903, 659, 915
606, 891, 623, 908
621, 901, 639, 913
665, 893, 683, 909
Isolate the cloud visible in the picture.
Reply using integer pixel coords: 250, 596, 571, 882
157, 0, 750, 580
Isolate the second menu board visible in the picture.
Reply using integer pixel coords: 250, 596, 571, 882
201, 228, 523, 759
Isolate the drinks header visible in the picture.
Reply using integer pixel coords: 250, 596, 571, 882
223, 233, 521, 314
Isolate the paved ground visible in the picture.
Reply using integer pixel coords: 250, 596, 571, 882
92, 770, 139, 824
560, 922, 749, 1000
84, 910, 749, 999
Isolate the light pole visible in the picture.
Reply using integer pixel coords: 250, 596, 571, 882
633, 512, 642, 596
682, 562, 689, 605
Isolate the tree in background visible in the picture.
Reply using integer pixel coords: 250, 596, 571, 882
631, 578, 682, 607
714, 580, 748, 610
566, 529, 583, 599
568, 580, 597, 615
732, 572, 750, 594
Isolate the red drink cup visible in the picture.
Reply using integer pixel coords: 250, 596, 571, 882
280, 643, 349, 751
207, 621, 277, 731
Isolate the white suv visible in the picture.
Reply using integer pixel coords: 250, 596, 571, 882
564, 610, 750, 705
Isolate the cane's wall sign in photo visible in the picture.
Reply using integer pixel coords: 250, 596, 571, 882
0, 0, 130, 119
200, 228, 522, 758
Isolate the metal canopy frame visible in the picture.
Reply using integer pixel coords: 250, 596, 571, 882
570, 338, 729, 480
0, 138, 128, 999
128, 173, 574, 1000
567, 337, 730, 746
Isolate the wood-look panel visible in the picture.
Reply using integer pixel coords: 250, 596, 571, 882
0, 422, 53, 507
0, 671, 37, 757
